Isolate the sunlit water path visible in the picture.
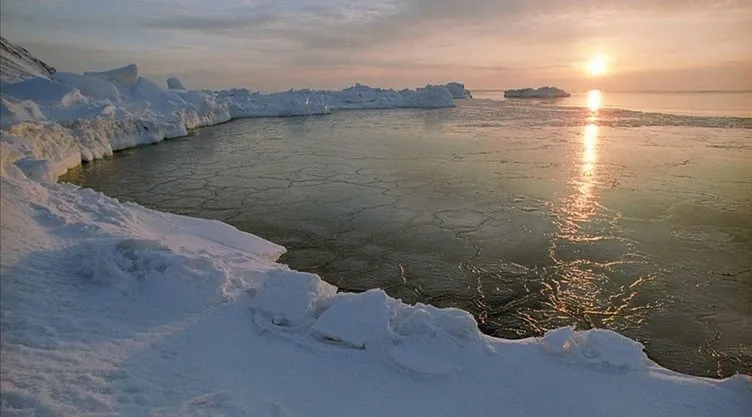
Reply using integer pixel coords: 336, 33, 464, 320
62, 94, 752, 377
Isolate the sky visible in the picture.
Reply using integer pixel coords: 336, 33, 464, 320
1, 0, 751, 91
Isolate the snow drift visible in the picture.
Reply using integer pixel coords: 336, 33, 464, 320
1, 37, 750, 417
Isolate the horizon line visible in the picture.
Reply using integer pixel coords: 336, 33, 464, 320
471, 88, 752, 94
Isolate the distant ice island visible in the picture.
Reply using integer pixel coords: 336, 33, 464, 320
504, 86, 570, 98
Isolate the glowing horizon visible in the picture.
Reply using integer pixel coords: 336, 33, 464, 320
1, 0, 751, 91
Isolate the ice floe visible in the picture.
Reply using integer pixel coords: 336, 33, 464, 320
505, 86, 571, 98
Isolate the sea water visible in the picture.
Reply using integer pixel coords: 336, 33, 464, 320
61, 91, 752, 377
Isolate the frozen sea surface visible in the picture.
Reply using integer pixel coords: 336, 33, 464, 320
63, 94, 752, 378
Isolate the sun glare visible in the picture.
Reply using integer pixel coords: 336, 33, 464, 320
587, 90, 602, 112
587, 55, 608, 76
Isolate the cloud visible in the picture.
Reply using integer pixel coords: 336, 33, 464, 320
2, 0, 751, 89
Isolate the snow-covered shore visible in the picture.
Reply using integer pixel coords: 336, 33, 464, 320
1, 43, 750, 416
1, 59, 461, 181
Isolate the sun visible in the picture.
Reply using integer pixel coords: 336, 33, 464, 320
586, 55, 608, 76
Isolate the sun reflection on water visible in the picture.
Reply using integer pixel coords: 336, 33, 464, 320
587, 89, 602, 112
554, 92, 602, 238
570, 122, 599, 224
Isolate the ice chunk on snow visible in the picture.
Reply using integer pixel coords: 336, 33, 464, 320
504, 86, 570, 98
166, 77, 186, 90
310, 289, 392, 348
53, 72, 120, 101
392, 304, 479, 342
253, 269, 337, 328
84, 63, 139, 85
540, 326, 649, 371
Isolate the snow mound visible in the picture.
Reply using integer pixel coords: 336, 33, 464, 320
540, 326, 649, 371
1, 77, 87, 107
310, 289, 393, 349
0, 36, 56, 83
504, 86, 570, 98
166, 77, 186, 90
444, 82, 472, 99
70, 237, 245, 310
53, 72, 120, 101
84, 63, 139, 85
252, 269, 338, 328
248, 269, 485, 375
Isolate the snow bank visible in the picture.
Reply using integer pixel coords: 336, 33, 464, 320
541, 326, 649, 370
505, 86, 571, 98
1, 67, 457, 180
2, 163, 750, 416
166, 77, 186, 90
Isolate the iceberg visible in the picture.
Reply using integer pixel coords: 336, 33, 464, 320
504, 86, 571, 98
1, 37, 749, 417
444, 82, 473, 99
321, 83, 455, 110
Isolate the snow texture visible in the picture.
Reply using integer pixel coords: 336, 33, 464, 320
505, 86, 571, 98
1, 37, 751, 417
